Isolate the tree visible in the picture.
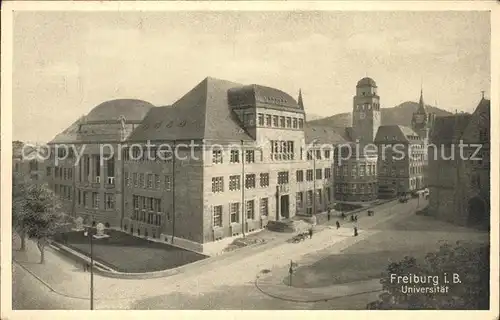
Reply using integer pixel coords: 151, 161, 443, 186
367, 241, 490, 310
12, 173, 29, 251
12, 174, 68, 263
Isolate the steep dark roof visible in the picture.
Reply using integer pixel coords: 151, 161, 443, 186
356, 77, 377, 88
85, 99, 154, 123
430, 114, 472, 144
375, 125, 407, 143
227, 84, 303, 113
128, 77, 253, 142
304, 124, 347, 144
49, 116, 85, 144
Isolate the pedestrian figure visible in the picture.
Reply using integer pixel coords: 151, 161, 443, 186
308, 228, 313, 239
336, 221, 340, 229
354, 215, 358, 222
327, 209, 331, 221
341, 212, 346, 220
354, 226, 358, 237
350, 215, 354, 222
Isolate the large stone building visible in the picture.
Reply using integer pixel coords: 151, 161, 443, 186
46, 77, 343, 252
330, 78, 431, 201
428, 97, 490, 229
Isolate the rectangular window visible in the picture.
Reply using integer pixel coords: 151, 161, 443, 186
326, 187, 331, 202
246, 200, 255, 220
351, 167, 357, 177
83, 191, 88, 208
107, 157, 114, 178
154, 174, 160, 189
259, 173, 269, 187
296, 170, 304, 182
324, 168, 331, 179
92, 192, 99, 209
298, 118, 304, 129
105, 193, 115, 210
316, 169, 322, 180
212, 149, 223, 164
133, 173, 138, 187
245, 150, 255, 163
260, 198, 268, 216
286, 117, 292, 128
280, 116, 286, 128
277, 171, 289, 185
316, 189, 322, 205
213, 205, 223, 227
229, 175, 241, 191
212, 177, 224, 193
147, 174, 153, 188
360, 165, 365, 176
265, 115, 272, 126
292, 118, 298, 129
139, 173, 145, 188
94, 155, 101, 179
230, 150, 240, 163
258, 113, 265, 126
306, 169, 314, 181
245, 174, 256, 189
324, 150, 331, 159
272, 115, 279, 127
230, 203, 240, 223
165, 175, 172, 191
46, 167, 51, 176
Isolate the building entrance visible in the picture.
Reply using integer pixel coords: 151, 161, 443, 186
280, 195, 290, 219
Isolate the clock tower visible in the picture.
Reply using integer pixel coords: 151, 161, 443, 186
411, 89, 435, 142
352, 77, 381, 145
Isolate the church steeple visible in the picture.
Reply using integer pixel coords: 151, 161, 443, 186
417, 88, 427, 114
298, 89, 304, 110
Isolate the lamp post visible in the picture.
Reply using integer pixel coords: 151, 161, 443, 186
83, 227, 94, 310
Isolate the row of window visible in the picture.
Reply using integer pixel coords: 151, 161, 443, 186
212, 198, 268, 227
78, 156, 115, 183
335, 183, 377, 194
296, 168, 331, 182
131, 195, 163, 226
270, 140, 295, 161
48, 166, 74, 180
77, 190, 115, 210
380, 166, 423, 176
335, 164, 377, 177
124, 172, 172, 191
257, 113, 304, 130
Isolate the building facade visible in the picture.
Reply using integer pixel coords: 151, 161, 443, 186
46, 77, 342, 252
428, 97, 490, 229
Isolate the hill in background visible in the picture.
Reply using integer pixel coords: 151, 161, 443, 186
308, 101, 453, 127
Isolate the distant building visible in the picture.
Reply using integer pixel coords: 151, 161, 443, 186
428, 97, 490, 228
13, 141, 47, 182
332, 78, 429, 202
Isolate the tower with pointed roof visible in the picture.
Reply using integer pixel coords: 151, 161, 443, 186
411, 88, 435, 142
298, 89, 304, 110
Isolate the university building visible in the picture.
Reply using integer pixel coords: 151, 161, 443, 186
45, 77, 343, 252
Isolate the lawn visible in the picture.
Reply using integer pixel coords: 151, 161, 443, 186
53, 229, 207, 273
287, 211, 489, 288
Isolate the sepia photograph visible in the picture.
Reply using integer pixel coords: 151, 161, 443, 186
1, 1, 498, 317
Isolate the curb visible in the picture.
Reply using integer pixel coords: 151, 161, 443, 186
254, 275, 382, 303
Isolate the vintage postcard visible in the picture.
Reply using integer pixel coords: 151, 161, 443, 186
1, 1, 498, 319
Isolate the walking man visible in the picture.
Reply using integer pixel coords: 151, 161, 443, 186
309, 227, 313, 239
336, 220, 340, 229
354, 226, 358, 237
327, 208, 331, 221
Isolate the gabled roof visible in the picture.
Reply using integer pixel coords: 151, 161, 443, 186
304, 124, 347, 144
374, 125, 418, 143
127, 77, 253, 142
430, 114, 472, 144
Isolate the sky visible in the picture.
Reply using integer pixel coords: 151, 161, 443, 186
12, 11, 490, 143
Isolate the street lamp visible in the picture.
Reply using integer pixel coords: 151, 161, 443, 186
83, 227, 95, 310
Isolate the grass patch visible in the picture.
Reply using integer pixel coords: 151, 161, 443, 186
53, 229, 207, 273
